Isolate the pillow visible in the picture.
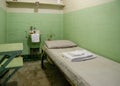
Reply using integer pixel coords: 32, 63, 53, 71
45, 40, 77, 49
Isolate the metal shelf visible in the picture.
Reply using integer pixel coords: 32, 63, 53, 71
6, 0, 65, 7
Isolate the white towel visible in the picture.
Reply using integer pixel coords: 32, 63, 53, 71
68, 50, 84, 56
31, 33, 40, 43
62, 50, 96, 62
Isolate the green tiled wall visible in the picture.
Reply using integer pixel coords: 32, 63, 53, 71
0, 7, 6, 43
63, 1, 120, 62
7, 13, 63, 54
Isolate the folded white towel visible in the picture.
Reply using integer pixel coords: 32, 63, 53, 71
62, 50, 96, 62
31, 33, 40, 43
68, 50, 84, 56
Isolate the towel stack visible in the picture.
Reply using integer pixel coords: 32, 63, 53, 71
62, 50, 96, 62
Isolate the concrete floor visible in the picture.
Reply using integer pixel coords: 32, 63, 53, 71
7, 61, 71, 86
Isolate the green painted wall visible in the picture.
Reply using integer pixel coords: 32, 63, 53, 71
63, 1, 120, 62
0, 7, 6, 43
7, 13, 63, 54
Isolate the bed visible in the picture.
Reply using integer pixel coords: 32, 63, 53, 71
41, 40, 120, 86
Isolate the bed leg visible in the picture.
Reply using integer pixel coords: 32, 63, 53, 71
41, 49, 46, 69
41, 54, 44, 69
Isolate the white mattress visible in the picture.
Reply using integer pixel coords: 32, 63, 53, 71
43, 46, 120, 86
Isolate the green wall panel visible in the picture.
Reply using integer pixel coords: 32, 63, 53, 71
0, 7, 6, 43
64, 1, 120, 62
7, 13, 63, 54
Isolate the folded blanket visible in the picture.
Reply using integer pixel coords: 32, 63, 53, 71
62, 50, 96, 62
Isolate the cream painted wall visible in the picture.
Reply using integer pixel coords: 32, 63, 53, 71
7, 0, 64, 14
64, 0, 115, 13
0, 0, 6, 9
7, 7, 63, 14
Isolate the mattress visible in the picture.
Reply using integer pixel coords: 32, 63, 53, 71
43, 46, 120, 86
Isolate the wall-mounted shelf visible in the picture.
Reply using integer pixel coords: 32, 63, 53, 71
6, 0, 65, 7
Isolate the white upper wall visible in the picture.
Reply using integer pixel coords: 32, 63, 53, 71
3, 0, 115, 14
0, 0, 6, 10
63, 0, 115, 13
7, 7, 63, 14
